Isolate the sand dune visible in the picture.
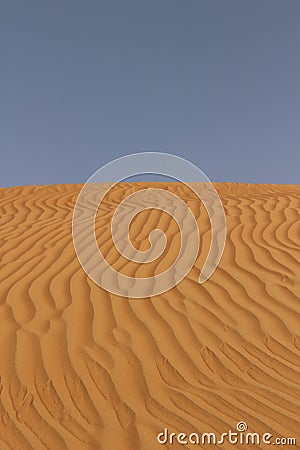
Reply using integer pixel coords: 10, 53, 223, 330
0, 182, 299, 449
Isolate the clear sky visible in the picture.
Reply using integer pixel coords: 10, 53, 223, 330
1, 0, 300, 187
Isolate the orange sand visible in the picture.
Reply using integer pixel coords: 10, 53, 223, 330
0, 182, 299, 449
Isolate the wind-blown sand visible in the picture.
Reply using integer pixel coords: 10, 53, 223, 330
0, 182, 299, 449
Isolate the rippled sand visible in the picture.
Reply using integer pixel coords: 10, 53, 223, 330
0, 182, 299, 449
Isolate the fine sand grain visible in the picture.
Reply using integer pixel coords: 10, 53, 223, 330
0, 182, 299, 449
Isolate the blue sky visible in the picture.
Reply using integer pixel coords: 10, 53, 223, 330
1, 0, 300, 186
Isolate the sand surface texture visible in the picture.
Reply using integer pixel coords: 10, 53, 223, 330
0, 182, 299, 449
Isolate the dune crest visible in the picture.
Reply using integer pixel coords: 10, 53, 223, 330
0, 182, 299, 449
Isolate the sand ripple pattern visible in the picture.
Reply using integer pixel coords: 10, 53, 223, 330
0, 182, 299, 449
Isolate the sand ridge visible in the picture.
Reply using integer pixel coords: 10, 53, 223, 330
0, 182, 299, 449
